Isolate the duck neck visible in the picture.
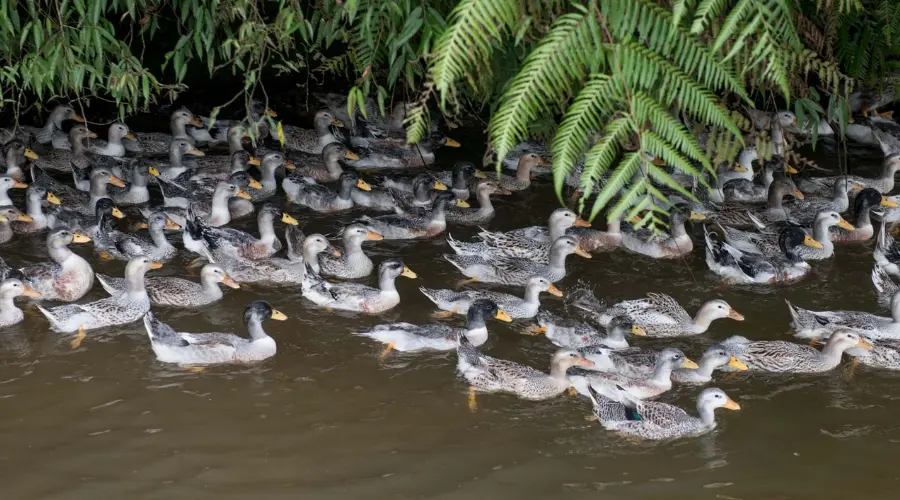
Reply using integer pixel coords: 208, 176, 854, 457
650, 363, 675, 385
831, 183, 849, 207
125, 270, 148, 299
881, 163, 898, 187
228, 133, 244, 154
302, 246, 322, 272
522, 284, 542, 306
812, 218, 835, 253
378, 272, 398, 293
855, 206, 873, 231
607, 218, 622, 235
549, 360, 572, 381
49, 241, 74, 264
474, 188, 494, 213
452, 170, 469, 190
5, 150, 21, 171
689, 310, 712, 334
107, 130, 124, 147
697, 402, 716, 427
516, 160, 533, 182
606, 327, 626, 344
170, 118, 189, 139
338, 179, 354, 200
0, 187, 11, 206
429, 202, 448, 224
413, 182, 432, 203
257, 214, 276, 246
767, 187, 785, 210
149, 225, 172, 249
260, 165, 277, 192
548, 247, 570, 270
694, 358, 718, 378
210, 191, 232, 223
324, 156, 344, 178
200, 274, 225, 300
670, 217, 689, 239
820, 341, 847, 366
169, 147, 185, 170
25, 193, 47, 227
0, 294, 19, 322
246, 317, 269, 341
548, 221, 570, 240
314, 119, 331, 138
344, 236, 366, 261
89, 181, 109, 210
761, 167, 775, 189
71, 135, 87, 155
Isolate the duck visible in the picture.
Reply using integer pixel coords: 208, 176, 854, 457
37, 256, 161, 347
704, 160, 755, 204
671, 345, 749, 384
98, 263, 238, 307
851, 338, 900, 370
301, 258, 416, 314
787, 289, 900, 341
191, 181, 252, 227
703, 225, 822, 284
190, 203, 299, 260
55, 197, 125, 240
620, 209, 705, 258
284, 171, 370, 212
420, 275, 562, 320
127, 108, 204, 154
705, 179, 803, 227
568, 348, 695, 401
188, 101, 274, 144
10, 184, 61, 234
108, 161, 152, 206
216, 229, 338, 286
797, 154, 900, 196
285, 142, 357, 183
874, 223, 900, 276
0, 175, 28, 206
188, 150, 258, 183
786, 177, 862, 224
0, 207, 33, 244
282, 110, 345, 154
529, 313, 645, 350
487, 139, 554, 174
152, 139, 206, 182
355, 299, 512, 357
723, 155, 796, 203
20, 228, 93, 302
109, 211, 181, 262
0, 277, 41, 328
346, 132, 459, 169
829, 187, 898, 242
50, 167, 126, 216
33, 124, 97, 172
143, 300, 285, 365
347, 176, 409, 212
23, 104, 86, 147
722, 211, 853, 261
457, 333, 593, 410
430, 162, 485, 201
317, 223, 383, 279
248, 151, 289, 201
444, 235, 590, 286
1, 140, 38, 182
566, 215, 631, 253
724, 331, 872, 372
588, 385, 740, 440
356, 191, 457, 240
493, 153, 549, 192
403, 180, 507, 225
88, 123, 136, 157
447, 208, 590, 260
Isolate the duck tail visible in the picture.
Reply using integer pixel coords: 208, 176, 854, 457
784, 299, 820, 332
418, 286, 440, 305
878, 221, 890, 253
872, 264, 899, 295
36, 305, 63, 331
747, 212, 766, 231
456, 328, 480, 362
143, 312, 187, 346
95, 274, 119, 296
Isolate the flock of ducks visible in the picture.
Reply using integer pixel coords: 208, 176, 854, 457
3, 99, 900, 441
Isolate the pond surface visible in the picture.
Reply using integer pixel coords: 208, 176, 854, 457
2, 128, 899, 499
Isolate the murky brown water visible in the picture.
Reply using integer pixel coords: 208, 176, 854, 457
3, 136, 900, 499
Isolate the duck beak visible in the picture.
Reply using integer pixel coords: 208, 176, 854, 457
401, 267, 417, 279
236, 189, 252, 200
728, 308, 745, 321
574, 245, 592, 258
630, 215, 642, 224
366, 231, 384, 241
12, 181, 27, 189
270, 309, 288, 321
445, 138, 461, 147
148, 167, 161, 177
495, 309, 513, 322
837, 217, 855, 231
0, 216, 8, 223
247, 156, 261, 166
247, 178, 263, 190
24, 148, 38, 160
331, 118, 345, 127
792, 188, 805, 200
111, 207, 125, 219
71, 113, 86, 123
577, 356, 595, 367
187, 146, 205, 157
689, 211, 706, 221
732, 164, 748, 173
631, 325, 647, 336
124, 132, 137, 140
881, 197, 899, 208
547, 284, 563, 297
473, 170, 487, 179
281, 213, 299, 225
329, 246, 342, 257
681, 358, 699, 369
723, 398, 741, 410
791, 118, 798, 127
284, 160, 296, 170
858, 338, 874, 350
189, 116, 203, 127
165, 218, 182, 230
344, 150, 360, 161
72, 232, 91, 243
86, 130, 98, 138
46, 192, 61, 204
728, 355, 749, 371
150, 261, 164, 270
786, 165, 799, 174
803, 234, 824, 249
574, 217, 591, 228
356, 179, 372, 191
852, 184, 864, 192
220, 274, 241, 289
16, 213, 33, 222
108, 175, 126, 187
136, 222, 149, 229
455, 199, 470, 208
265, 108, 278, 117
432, 181, 448, 191
22, 286, 41, 298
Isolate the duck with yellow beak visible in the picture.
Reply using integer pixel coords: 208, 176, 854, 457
0, 278, 41, 328
830, 187, 899, 242
569, 348, 696, 402
0, 207, 33, 243
620, 208, 705, 259
704, 225, 823, 284
445, 235, 591, 286
11, 185, 61, 234
672, 345, 749, 383
191, 203, 299, 261
421, 275, 562, 320
302, 258, 416, 314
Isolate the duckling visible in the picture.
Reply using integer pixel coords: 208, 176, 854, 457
588, 385, 740, 440
528, 312, 645, 349
284, 171, 369, 212
829, 187, 898, 242
356, 299, 512, 356
24, 104, 86, 147
88, 123, 136, 157
569, 348, 695, 401
10, 185, 60, 234
458, 335, 593, 409
1, 140, 37, 182
787, 289, 900, 341
109, 161, 151, 206
356, 190, 457, 239
620, 209, 705, 258
445, 235, 590, 286
283, 110, 344, 154
317, 223, 383, 279
798, 154, 900, 196
0, 278, 41, 327
144, 300, 284, 364
0, 175, 28, 206
493, 153, 548, 192
447, 208, 590, 260
286, 142, 357, 183
0, 207, 33, 244
20, 228, 93, 301
302, 258, 416, 314
722, 211, 853, 261
98, 263, 238, 307
128, 108, 203, 154
704, 225, 822, 284
706, 179, 803, 227
420, 276, 562, 320
671, 345, 749, 384
193, 203, 299, 260
33, 124, 97, 172
726, 331, 871, 372
110, 211, 181, 262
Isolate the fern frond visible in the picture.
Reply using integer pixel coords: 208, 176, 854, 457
577, 116, 634, 200
631, 91, 711, 175
587, 151, 642, 221
691, 0, 732, 35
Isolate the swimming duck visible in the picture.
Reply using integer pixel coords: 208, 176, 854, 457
55, 197, 125, 240
317, 223, 383, 279
356, 299, 511, 357
0, 207, 33, 244
787, 290, 900, 341
722, 211, 853, 261
851, 338, 900, 370
249, 151, 289, 201
193, 181, 252, 227
723, 155, 796, 203
33, 124, 97, 172
216, 229, 338, 286
493, 153, 548, 192
127, 108, 204, 154
23, 104, 86, 147
725, 331, 871, 372
566, 215, 631, 253
487, 139, 554, 175
347, 177, 405, 212
152, 139, 206, 182
874, 223, 900, 276
383, 174, 450, 211
671, 344, 748, 384
284, 171, 370, 212
420, 275, 562, 320
108, 161, 152, 206
0, 277, 41, 328
620, 209, 705, 258
405, 180, 507, 225
189, 150, 258, 183
706, 179, 803, 227
588, 385, 740, 440
829, 188, 897, 242
20, 228, 93, 302
346, 132, 459, 169
457, 333, 593, 410
356, 191, 457, 240
1, 140, 38, 182
529, 313, 645, 350
0, 175, 28, 206
52, 167, 126, 216
798, 154, 900, 196
282, 110, 344, 154
108, 211, 181, 262
10, 184, 61, 234
785, 177, 861, 224
189, 101, 274, 144
703, 225, 822, 284
302, 258, 416, 314
445, 235, 590, 286
431, 162, 485, 201
143, 300, 285, 365
447, 208, 590, 260
98, 263, 238, 307
88, 123, 136, 157
569, 348, 695, 401
286, 142, 357, 183
192, 203, 298, 260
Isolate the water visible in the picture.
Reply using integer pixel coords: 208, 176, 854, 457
3, 132, 900, 499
